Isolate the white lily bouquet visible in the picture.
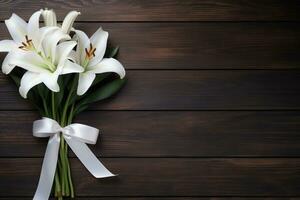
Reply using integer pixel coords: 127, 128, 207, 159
0, 9, 126, 200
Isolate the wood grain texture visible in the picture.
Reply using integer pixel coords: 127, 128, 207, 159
0, 198, 298, 200
1, 111, 300, 157
0, 0, 299, 21
0, 158, 299, 196
1, 22, 300, 69
2, 199, 300, 200
1, 70, 300, 110
0, 1, 299, 199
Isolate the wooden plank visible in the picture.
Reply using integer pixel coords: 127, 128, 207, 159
0, 197, 202, 200
1, 22, 300, 69
1, 199, 198, 200
0, 158, 299, 196
0, 198, 298, 200
0, 0, 299, 21
1, 111, 300, 157
0, 70, 300, 110
0, 198, 203, 200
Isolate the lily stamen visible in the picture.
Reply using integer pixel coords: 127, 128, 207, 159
25, 35, 32, 44
18, 35, 34, 51
85, 43, 96, 60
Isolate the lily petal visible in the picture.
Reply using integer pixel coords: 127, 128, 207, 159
5, 13, 27, 44
27, 10, 42, 48
89, 58, 125, 79
55, 40, 77, 68
61, 11, 80, 34
19, 71, 42, 98
89, 27, 108, 66
42, 29, 70, 63
74, 29, 90, 65
8, 50, 49, 73
0, 40, 17, 52
35, 26, 59, 52
68, 50, 77, 63
77, 71, 96, 95
2, 52, 16, 74
61, 60, 84, 75
42, 9, 57, 27
41, 72, 60, 92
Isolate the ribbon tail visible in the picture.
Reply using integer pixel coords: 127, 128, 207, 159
33, 134, 60, 200
65, 137, 115, 178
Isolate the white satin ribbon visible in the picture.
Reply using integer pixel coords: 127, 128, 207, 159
32, 117, 115, 200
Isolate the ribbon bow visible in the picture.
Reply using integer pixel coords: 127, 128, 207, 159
32, 117, 115, 200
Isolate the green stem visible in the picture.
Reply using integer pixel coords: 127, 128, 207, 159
60, 110, 70, 197
57, 77, 77, 199
66, 111, 75, 198
63, 138, 70, 196
57, 160, 64, 197
54, 171, 61, 197
64, 143, 70, 196
68, 104, 75, 125
66, 154, 74, 198
52, 91, 64, 199
61, 78, 77, 198
51, 92, 56, 119
59, 136, 66, 196
61, 78, 77, 126
42, 98, 50, 117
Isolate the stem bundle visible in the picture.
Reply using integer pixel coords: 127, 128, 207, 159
44, 87, 76, 199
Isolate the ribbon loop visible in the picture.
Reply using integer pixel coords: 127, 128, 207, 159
63, 123, 99, 144
32, 117, 115, 200
33, 117, 62, 137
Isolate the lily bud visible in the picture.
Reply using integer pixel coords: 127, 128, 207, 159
42, 9, 57, 27
61, 11, 81, 34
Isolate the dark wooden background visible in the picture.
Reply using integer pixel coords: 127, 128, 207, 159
1, 0, 300, 199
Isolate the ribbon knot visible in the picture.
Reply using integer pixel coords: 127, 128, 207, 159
33, 117, 115, 200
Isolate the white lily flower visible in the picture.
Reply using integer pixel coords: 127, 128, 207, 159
13, 36, 83, 98
0, 10, 57, 74
0, 10, 83, 98
72, 28, 126, 95
42, 9, 80, 34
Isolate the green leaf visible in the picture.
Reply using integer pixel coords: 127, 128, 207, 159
68, 75, 80, 105
79, 78, 126, 106
9, 74, 21, 87
37, 84, 49, 99
27, 86, 45, 115
9, 72, 47, 116
76, 73, 112, 103
92, 73, 110, 86
55, 78, 65, 108
109, 46, 119, 58
73, 104, 89, 116
55, 91, 64, 109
